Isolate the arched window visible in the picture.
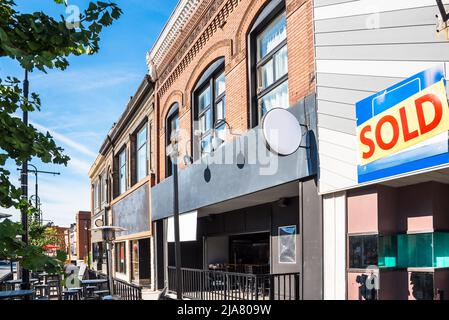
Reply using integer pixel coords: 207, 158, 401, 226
248, 0, 288, 127
166, 103, 179, 177
192, 57, 226, 159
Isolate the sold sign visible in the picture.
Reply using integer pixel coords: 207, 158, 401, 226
357, 80, 449, 165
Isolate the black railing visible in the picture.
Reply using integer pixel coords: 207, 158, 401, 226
87, 269, 142, 300
113, 277, 142, 300
0, 272, 13, 291
167, 267, 300, 300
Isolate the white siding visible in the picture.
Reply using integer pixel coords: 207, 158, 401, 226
323, 193, 347, 300
314, 0, 449, 193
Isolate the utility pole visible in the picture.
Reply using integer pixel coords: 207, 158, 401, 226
20, 70, 30, 293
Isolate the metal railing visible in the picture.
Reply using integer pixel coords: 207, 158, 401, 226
0, 272, 13, 291
87, 269, 142, 300
167, 267, 300, 300
113, 277, 142, 300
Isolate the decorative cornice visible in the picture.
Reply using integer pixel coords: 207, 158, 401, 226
156, 0, 215, 77
158, 0, 240, 97
147, 0, 202, 75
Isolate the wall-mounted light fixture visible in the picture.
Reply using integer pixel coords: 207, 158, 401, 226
211, 119, 241, 152
183, 139, 193, 166
436, 0, 449, 34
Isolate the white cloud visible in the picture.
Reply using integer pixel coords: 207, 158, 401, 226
68, 156, 92, 175
31, 121, 97, 158
30, 68, 141, 93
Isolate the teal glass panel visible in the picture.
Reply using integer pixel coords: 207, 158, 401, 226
397, 233, 433, 268
378, 235, 397, 268
434, 232, 449, 268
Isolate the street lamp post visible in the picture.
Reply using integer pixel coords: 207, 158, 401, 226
94, 225, 126, 297
84, 221, 91, 268
24, 164, 60, 224
20, 70, 30, 293
167, 132, 182, 300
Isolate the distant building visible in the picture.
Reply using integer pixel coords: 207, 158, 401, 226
47, 225, 68, 254
75, 211, 91, 262
68, 223, 77, 260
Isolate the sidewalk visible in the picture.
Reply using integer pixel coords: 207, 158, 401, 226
142, 288, 162, 300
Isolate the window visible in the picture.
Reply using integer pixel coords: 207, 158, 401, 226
349, 235, 378, 269
249, 1, 288, 126
93, 180, 99, 210
166, 104, 179, 177
118, 148, 127, 195
256, 12, 288, 119
397, 232, 449, 268
136, 124, 148, 182
101, 172, 107, 206
115, 242, 126, 274
193, 58, 226, 157
349, 235, 397, 269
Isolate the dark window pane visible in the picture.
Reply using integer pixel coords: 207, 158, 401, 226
364, 236, 378, 267
349, 236, 363, 268
349, 235, 378, 269
410, 272, 434, 300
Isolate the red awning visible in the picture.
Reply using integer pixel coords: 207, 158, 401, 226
43, 244, 60, 250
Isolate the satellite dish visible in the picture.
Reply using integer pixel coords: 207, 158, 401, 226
262, 108, 303, 156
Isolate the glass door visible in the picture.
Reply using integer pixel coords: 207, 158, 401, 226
131, 240, 139, 283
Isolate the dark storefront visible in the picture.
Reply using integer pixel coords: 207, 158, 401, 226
152, 98, 323, 300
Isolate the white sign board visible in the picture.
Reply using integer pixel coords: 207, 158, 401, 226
168, 211, 198, 242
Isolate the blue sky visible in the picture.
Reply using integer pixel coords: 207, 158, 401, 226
0, 0, 178, 226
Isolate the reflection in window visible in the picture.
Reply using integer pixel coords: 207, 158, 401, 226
398, 232, 449, 268
255, 11, 288, 120
349, 235, 398, 269
115, 242, 126, 274
166, 104, 179, 177
118, 148, 127, 195
349, 235, 378, 269
378, 235, 397, 268
136, 124, 148, 182
194, 63, 226, 157
101, 172, 107, 206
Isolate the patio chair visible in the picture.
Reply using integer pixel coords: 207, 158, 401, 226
34, 284, 50, 300
48, 278, 62, 300
63, 289, 82, 300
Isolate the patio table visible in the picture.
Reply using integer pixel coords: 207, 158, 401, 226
80, 279, 108, 285
0, 290, 34, 300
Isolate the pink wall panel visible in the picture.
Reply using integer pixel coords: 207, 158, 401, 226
347, 188, 378, 234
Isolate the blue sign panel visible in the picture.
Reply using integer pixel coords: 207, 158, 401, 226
355, 64, 449, 183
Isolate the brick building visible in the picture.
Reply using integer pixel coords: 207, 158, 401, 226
90, 0, 322, 299
89, 77, 155, 286
147, 0, 321, 299
75, 211, 91, 262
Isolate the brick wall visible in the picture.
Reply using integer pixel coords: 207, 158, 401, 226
155, 0, 315, 181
